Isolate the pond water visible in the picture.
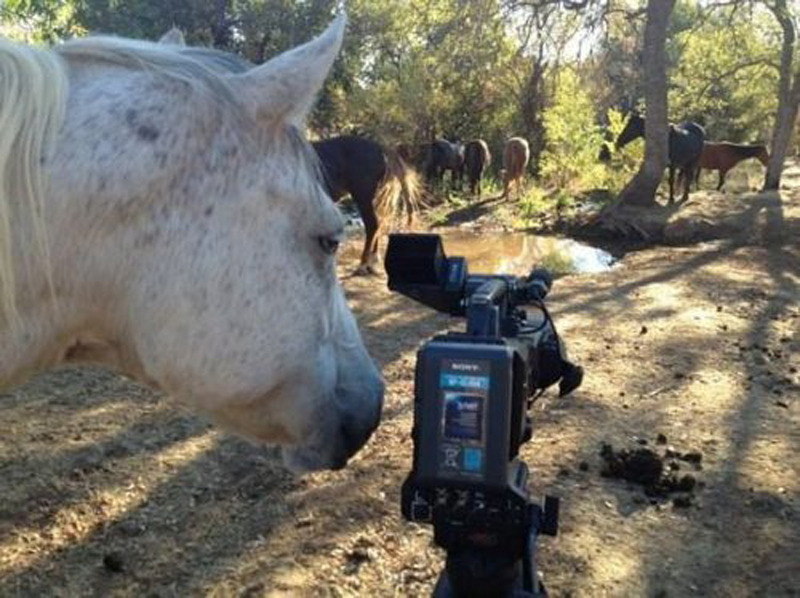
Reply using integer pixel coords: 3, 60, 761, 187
433, 230, 614, 275
339, 203, 614, 275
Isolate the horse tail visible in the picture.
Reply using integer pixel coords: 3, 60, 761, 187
375, 150, 427, 230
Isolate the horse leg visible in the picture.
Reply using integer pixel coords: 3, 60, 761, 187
354, 191, 380, 276
681, 166, 692, 203
668, 165, 676, 204
717, 169, 727, 191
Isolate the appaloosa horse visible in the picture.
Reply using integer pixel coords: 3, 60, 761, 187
695, 142, 769, 190
502, 137, 530, 200
613, 112, 706, 204
424, 139, 465, 189
313, 136, 422, 275
463, 139, 492, 198
0, 16, 382, 473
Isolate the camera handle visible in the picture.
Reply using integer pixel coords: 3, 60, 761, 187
431, 497, 560, 598
465, 278, 508, 337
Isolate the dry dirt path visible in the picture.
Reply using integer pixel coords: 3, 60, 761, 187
1, 164, 799, 597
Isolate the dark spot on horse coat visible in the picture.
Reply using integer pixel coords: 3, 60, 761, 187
125, 107, 160, 142
134, 230, 158, 248
223, 145, 239, 159
204, 206, 214, 217
137, 125, 160, 142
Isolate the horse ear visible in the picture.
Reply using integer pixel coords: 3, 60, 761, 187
159, 27, 186, 46
233, 14, 345, 127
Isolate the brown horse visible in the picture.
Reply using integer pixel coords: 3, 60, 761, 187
464, 139, 492, 197
502, 137, 530, 200
695, 142, 770, 190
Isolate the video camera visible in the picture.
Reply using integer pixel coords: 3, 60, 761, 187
385, 233, 583, 597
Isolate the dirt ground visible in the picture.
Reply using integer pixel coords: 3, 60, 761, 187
1, 162, 800, 597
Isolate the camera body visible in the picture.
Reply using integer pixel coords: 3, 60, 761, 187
387, 233, 580, 597
403, 336, 534, 555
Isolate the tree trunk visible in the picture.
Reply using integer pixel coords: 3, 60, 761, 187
520, 48, 548, 178
210, 0, 231, 49
614, 0, 676, 208
764, 0, 799, 191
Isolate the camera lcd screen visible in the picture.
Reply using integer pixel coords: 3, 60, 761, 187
442, 392, 484, 442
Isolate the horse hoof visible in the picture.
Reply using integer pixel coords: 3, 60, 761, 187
353, 265, 378, 276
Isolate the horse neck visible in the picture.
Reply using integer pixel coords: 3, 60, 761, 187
0, 212, 147, 392
617, 118, 645, 149
0, 205, 111, 388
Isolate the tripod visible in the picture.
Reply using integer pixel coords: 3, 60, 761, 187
431, 498, 558, 598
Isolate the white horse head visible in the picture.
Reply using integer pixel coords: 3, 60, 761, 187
0, 15, 383, 472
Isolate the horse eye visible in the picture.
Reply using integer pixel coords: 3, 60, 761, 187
318, 235, 340, 255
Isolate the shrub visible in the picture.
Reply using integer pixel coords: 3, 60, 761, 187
540, 68, 607, 194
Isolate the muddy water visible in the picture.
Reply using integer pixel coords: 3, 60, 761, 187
434, 230, 614, 275
339, 199, 613, 275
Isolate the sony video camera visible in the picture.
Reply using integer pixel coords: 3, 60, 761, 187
385, 233, 583, 598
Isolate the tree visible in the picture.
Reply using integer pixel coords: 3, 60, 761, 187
612, 0, 676, 208
325, 0, 519, 148
763, 0, 800, 190
70, 0, 237, 47
1, 0, 81, 41
505, 1, 597, 176
668, 7, 780, 142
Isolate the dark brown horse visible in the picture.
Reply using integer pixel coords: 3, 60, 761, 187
613, 112, 706, 204
695, 142, 769, 190
463, 139, 492, 197
423, 139, 465, 190
313, 136, 422, 275
501, 137, 530, 200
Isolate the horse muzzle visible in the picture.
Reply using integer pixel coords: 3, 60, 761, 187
282, 373, 384, 473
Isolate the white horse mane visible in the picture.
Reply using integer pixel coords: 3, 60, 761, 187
56, 35, 242, 109
0, 38, 67, 327
0, 34, 328, 327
